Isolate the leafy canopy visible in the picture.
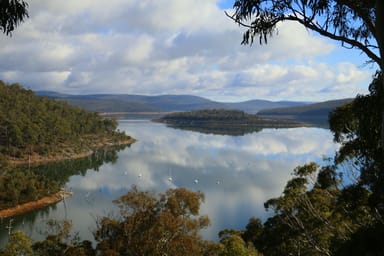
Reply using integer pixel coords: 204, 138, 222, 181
228, 0, 382, 68
94, 186, 211, 256
0, 0, 29, 36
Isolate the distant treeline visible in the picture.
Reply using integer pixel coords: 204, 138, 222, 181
155, 109, 310, 135
0, 81, 131, 165
161, 109, 261, 121
258, 98, 353, 127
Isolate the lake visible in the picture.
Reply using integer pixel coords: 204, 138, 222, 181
0, 120, 338, 244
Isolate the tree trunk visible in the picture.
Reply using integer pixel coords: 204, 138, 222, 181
375, 0, 384, 151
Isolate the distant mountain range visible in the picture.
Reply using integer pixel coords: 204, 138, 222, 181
258, 98, 353, 127
36, 91, 353, 127
36, 91, 307, 113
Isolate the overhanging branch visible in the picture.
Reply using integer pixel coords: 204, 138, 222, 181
290, 16, 381, 66
226, 9, 381, 67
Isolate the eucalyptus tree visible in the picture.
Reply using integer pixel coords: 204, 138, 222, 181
0, 231, 33, 256
0, 0, 29, 35
227, 0, 384, 147
94, 186, 211, 256
329, 72, 384, 218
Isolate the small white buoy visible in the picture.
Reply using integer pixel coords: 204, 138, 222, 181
216, 180, 221, 185
138, 173, 142, 178
194, 179, 199, 184
168, 177, 173, 182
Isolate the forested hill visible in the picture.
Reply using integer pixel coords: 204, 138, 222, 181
155, 109, 311, 135
36, 91, 306, 114
258, 98, 353, 127
0, 81, 133, 166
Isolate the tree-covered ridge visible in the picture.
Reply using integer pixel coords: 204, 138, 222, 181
0, 81, 133, 165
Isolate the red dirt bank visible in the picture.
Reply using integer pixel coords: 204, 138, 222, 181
0, 191, 72, 218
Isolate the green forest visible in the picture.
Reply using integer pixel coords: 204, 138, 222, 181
158, 108, 290, 122
0, 80, 133, 166
0, 169, 60, 209
0, 81, 134, 210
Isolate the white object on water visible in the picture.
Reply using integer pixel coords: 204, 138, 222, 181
168, 168, 173, 182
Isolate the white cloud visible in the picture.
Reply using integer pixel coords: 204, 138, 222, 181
336, 62, 369, 84
0, 0, 373, 101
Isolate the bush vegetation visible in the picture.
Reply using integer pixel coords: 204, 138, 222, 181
0, 80, 131, 165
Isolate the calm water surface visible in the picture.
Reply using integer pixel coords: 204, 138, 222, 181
0, 120, 338, 244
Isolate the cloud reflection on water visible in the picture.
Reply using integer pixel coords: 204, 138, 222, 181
2, 121, 338, 244
66, 121, 338, 240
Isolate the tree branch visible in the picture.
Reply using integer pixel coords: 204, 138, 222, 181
282, 14, 381, 66
226, 4, 381, 67
336, 0, 376, 37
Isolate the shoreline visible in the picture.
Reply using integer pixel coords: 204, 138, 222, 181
1, 137, 136, 217
0, 191, 73, 218
7, 137, 136, 166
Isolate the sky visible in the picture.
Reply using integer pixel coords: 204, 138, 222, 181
0, 0, 378, 102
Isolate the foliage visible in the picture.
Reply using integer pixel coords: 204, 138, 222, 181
228, 0, 382, 68
335, 223, 384, 256
228, 0, 384, 150
219, 229, 262, 256
0, 169, 60, 208
226, 2, 384, 253
233, 74, 384, 256
0, 230, 33, 256
162, 109, 253, 121
32, 220, 95, 256
0, 0, 28, 36
94, 186, 211, 256
0, 186, 263, 256
329, 72, 384, 213
237, 163, 376, 255
0, 81, 131, 164
0, 81, 132, 212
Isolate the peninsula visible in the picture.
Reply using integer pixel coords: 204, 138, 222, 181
0, 81, 135, 167
0, 81, 135, 216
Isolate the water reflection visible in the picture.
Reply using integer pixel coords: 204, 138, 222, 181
164, 122, 263, 136
0, 145, 129, 245
1, 120, 338, 244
